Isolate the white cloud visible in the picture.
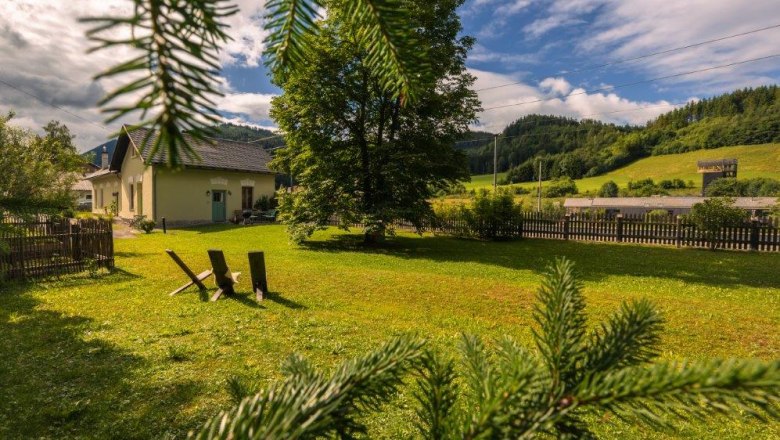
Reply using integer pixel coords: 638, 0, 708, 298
539, 77, 572, 95
470, 68, 677, 133
0, 0, 274, 151
216, 91, 277, 122
539, 0, 780, 93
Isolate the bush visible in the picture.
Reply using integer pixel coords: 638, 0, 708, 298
503, 161, 535, 184
253, 195, 273, 211
543, 178, 578, 198
706, 177, 780, 197
511, 185, 530, 195
685, 197, 749, 249
138, 219, 157, 234
598, 180, 619, 197
436, 189, 522, 240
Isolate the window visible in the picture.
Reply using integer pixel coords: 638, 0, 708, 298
241, 186, 253, 210
212, 191, 223, 203
129, 183, 135, 211
86, 194, 92, 200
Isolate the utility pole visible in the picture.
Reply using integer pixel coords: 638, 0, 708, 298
537, 159, 543, 213
493, 135, 498, 191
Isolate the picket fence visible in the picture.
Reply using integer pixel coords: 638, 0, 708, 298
335, 213, 780, 252
0, 216, 114, 280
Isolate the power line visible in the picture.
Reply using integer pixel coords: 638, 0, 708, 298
475, 23, 780, 92
0, 77, 110, 132
481, 54, 780, 112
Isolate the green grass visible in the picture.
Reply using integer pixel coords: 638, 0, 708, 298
468, 143, 780, 194
1, 225, 779, 438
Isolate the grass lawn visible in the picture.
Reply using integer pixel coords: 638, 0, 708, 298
1, 224, 779, 438
468, 143, 780, 194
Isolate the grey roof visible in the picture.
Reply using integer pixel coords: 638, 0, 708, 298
120, 126, 275, 174
72, 179, 93, 191
564, 197, 778, 210
84, 168, 116, 180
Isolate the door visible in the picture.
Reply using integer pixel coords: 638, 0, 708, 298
211, 190, 226, 222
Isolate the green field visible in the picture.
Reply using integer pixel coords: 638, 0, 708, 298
468, 143, 780, 194
1, 225, 779, 438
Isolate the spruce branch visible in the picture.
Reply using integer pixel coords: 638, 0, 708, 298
82, 0, 237, 168
532, 257, 588, 392
413, 351, 459, 440
191, 335, 425, 439
576, 358, 780, 428
581, 298, 664, 377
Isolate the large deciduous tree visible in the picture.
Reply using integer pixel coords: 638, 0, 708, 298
0, 113, 83, 216
270, 0, 480, 243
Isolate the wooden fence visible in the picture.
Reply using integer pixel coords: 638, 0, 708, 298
334, 213, 780, 252
0, 216, 114, 280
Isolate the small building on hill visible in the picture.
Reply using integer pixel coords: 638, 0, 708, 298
564, 196, 777, 217
86, 126, 277, 225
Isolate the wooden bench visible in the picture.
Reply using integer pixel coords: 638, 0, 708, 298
208, 249, 240, 301
166, 249, 213, 296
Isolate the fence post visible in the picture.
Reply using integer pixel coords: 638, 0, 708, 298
162, 217, 167, 234
675, 216, 682, 248
563, 214, 570, 240
71, 221, 82, 262
749, 219, 759, 251
616, 215, 623, 243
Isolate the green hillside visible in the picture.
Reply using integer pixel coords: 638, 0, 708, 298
467, 143, 780, 195
464, 85, 780, 183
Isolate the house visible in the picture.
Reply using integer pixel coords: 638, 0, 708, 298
564, 196, 778, 217
72, 178, 93, 210
86, 126, 277, 225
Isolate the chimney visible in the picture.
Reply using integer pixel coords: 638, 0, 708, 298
101, 146, 109, 169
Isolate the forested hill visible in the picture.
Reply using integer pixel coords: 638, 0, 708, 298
466, 85, 780, 183
213, 123, 285, 149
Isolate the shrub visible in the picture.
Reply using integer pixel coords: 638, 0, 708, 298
138, 219, 156, 234
254, 195, 272, 211
706, 177, 780, 197
435, 189, 522, 240
503, 161, 535, 184
685, 197, 749, 249
598, 180, 619, 197
193, 259, 780, 440
511, 185, 530, 195
543, 178, 578, 198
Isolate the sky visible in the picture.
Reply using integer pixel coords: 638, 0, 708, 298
1, 0, 779, 151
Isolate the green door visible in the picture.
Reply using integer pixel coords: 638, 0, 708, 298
211, 190, 226, 222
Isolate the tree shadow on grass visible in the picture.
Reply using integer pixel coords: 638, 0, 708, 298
0, 273, 206, 439
302, 233, 780, 290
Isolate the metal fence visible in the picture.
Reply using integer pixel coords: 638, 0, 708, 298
0, 216, 114, 280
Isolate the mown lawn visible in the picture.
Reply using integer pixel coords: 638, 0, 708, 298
1, 224, 779, 439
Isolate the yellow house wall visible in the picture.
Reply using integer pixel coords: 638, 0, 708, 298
154, 168, 276, 224
116, 148, 155, 220
90, 174, 121, 215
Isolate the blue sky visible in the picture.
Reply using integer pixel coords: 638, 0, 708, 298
1, 0, 779, 149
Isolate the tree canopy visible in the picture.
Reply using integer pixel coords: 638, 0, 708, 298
0, 113, 84, 216
270, 0, 479, 242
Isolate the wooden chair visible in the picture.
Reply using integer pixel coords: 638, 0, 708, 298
248, 251, 268, 301
166, 249, 212, 296
208, 249, 240, 301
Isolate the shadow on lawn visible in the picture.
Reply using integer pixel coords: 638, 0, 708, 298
302, 233, 780, 290
0, 274, 204, 439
